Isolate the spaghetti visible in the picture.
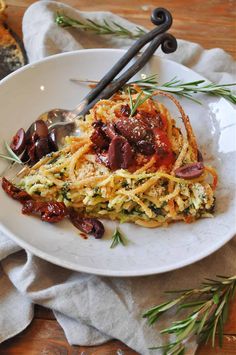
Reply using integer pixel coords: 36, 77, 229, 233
18, 89, 217, 227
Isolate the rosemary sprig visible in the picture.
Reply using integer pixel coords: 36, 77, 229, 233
128, 87, 152, 116
143, 275, 236, 355
110, 228, 127, 248
70, 75, 236, 105
130, 75, 236, 104
56, 13, 146, 39
0, 141, 23, 164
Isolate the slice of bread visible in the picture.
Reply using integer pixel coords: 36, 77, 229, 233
0, 21, 28, 79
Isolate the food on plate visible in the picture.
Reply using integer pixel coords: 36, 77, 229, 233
2, 88, 218, 233
0, 1, 27, 80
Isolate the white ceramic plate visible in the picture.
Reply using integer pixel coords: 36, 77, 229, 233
0, 49, 235, 276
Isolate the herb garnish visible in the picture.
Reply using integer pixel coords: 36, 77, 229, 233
61, 182, 71, 201
110, 228, 127, 248
128, 87, 151, 116
143, 275, 236, 355
0, 141, 23, 164
56, 13, 146, 39
71, 75, 236, 105
149, 203, 164, 216
129, 74, 236, 104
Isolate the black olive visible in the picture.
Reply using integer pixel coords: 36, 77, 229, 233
48, 129, 58, 151
27, 142, 36, 163
21, 149, 30, 163
34, 120, 49, 138
174, 162, 204, 179
10, 128, 26, 155
35, 137, 51, 160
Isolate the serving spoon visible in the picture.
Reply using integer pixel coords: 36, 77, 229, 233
9, 8, 177, 165
37, 8, 177, 136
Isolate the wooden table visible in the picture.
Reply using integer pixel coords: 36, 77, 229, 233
1, 1, 236, 354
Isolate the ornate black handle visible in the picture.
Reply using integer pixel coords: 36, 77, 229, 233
64, 8, 177, 120
78, 32, 177, 116
151, 7, 172, 27
79, 8, 174, 104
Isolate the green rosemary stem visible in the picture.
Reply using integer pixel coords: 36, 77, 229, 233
55, 13, 146, 39
143, 275, 236, 355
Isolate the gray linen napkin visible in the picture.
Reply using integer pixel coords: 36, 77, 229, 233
0, 1, 236, 354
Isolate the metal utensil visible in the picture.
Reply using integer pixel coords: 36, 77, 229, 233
36, 8, 177, 143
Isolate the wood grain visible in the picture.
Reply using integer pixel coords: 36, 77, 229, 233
0, 0, 236, 354
0, 300, 235, 354
4, 0, 236, 59
0, 310, 138, 354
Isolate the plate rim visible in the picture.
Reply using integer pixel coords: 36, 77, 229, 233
0, 48, 235, 277
0, 47, 206, 86
1, 221, 236, 277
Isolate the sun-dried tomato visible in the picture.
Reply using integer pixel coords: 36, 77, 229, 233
115, 104, 131, 118
68, 208, 104, 239
22, 200, 67, 223
153, 128, 174, 167
136, 140, 155, 155
136, 110, 166, 130
102, 123, 117, 140
115, 116, 152, 144
2, 177, 31, 202
90, 121, 110, 149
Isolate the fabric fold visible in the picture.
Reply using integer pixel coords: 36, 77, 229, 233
0, 1, 235, 354
0, 265, 34, 343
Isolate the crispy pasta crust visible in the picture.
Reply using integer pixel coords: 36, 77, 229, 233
19, 91, 217, 227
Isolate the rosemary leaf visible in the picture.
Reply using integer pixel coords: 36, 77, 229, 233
56, 13, 146, 39
0, 141, 23, 164
127, 87, 134, 114
143, 275, 236, 354
4, 141, 21, 162
129, 74, 236, 105
127, 88, 152, 116
213, 293, 220, 304
70, 74, 236, 104
178, 300, 206, 309
149, 342, 185, 355
110, 228, 127, 248
218, 314, 224, 348
0, 153, 20, 163
212, 313, 220, 347
131, 92, 152, 116
197, 308, 210, 335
